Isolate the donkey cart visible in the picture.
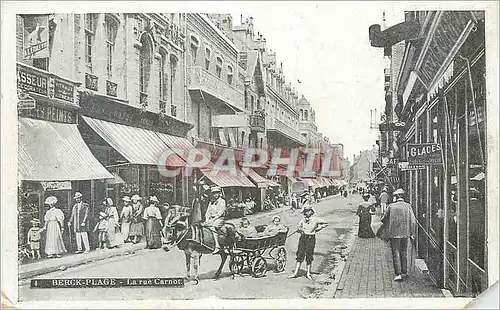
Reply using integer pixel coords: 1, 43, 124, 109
229, 227, 289, 278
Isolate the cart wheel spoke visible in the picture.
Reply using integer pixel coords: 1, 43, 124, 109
251, 257, 268, 278
274, 247, 287, 273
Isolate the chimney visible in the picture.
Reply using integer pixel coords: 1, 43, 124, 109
240, 14, 243, 24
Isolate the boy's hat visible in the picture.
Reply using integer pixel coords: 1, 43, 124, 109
30, 219, 40, 224
393, 188, 405, 195
302, 205, 315, 215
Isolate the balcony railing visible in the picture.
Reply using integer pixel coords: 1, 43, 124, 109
249, 114, 266, 132
267, 117, 306, 145
188, 66, 244, 110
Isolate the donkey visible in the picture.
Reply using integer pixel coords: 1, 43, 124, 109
162, 206, 238, 284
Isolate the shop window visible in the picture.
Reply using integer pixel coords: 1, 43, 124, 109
205, 47, 211, 70
105, 17, 117, 79
227, 65, 234, 85
139, 34, 152, 94
429, 104, 444, 237
84, 14, 98, 73
467, 60, 486, 269
216, 56, 223, 78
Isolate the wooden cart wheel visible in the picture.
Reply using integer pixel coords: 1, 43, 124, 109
251, 257, 268, 278
247, 250, 258, 266
229, 255, 245, 275
274, 246, 287, 273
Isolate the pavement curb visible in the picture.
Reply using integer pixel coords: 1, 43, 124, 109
18, 243, 146, 280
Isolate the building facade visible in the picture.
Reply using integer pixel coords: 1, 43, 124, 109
373, 10, 488, 297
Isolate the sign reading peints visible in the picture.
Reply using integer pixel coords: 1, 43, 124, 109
406, 143, 442, 165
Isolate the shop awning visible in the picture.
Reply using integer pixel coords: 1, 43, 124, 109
82, 116, 186, 167
245, 169, 269, 188
300, 178, 317, 188
286, 175, 299, 183
18, 118, 113, 181
200, 167, 255, 188
156, 132, 211, 168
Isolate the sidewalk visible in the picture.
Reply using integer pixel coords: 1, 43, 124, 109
18, 242, 146, 281
334, 216, 444, 298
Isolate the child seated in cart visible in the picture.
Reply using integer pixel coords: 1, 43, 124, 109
236, 217, 258, 238
260, 215, 288, 237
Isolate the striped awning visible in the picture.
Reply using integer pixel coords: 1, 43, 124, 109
156, 132, 211, 168
18, 118, 113, 181
286, 175, 299, 183
200, 166, 255, 188
244, 169, 269, 188
82, 116, 186, 167
300, 178, 317, 188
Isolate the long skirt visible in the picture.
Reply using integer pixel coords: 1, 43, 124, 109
358, 214, 375, 238
129, 220, 144, 237
45, 221, 67, 255
121, 221, 131, 241
106, 217, 121, 248
145, 217, 162, 249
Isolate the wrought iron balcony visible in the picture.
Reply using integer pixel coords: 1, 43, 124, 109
249, 113, 266, 133
188, 66, 244, 111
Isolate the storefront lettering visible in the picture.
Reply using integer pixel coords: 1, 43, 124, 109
17, 65, 48, 96
54, 80, 74, 103
409, 144, 441, 157
20, 102, 76, 124
407, 143, 442, 164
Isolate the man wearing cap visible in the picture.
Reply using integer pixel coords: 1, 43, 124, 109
68, 192, 91, 254
381, 188, 417, 281
202, 186, 226, 254
289, 204, 328, 280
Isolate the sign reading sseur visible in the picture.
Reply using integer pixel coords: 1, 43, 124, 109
406, 143, 442, 165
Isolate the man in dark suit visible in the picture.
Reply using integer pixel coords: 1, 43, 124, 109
68, 192, 91, 254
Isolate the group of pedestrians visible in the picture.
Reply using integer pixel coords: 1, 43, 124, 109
355, 186, 417, 281
27, 191, 173, 260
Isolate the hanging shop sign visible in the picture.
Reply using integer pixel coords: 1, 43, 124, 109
379, 121, 409, 132
40, 181, 72, 191
399, 161, 426, 171
23, 14, 49, 60
406, 143, 443, 165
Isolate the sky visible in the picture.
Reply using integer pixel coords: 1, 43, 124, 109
223, 2, 406, 161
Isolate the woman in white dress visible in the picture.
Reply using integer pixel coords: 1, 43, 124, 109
143, 196, 163, 249
42, 196, 67, 258
120, 196, 133, 242
104, 198, 120, 248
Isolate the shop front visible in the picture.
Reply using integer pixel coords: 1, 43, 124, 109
17, 62, 114, 254
397, 14, 487, 296
78, 93, 194, 210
